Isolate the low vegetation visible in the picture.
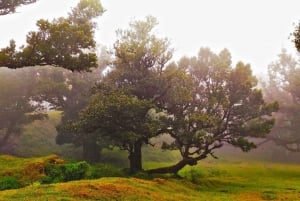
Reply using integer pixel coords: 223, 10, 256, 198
0, 154, 300, 201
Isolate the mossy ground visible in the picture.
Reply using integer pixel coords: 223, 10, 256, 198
1, 155, 300, 201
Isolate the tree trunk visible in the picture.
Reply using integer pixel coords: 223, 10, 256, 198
146, 157, 198, 175
83, 139, 101, 163
128, 140, 143, 173
0, 129, 13, 154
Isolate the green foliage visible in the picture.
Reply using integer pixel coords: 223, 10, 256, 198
61, 16, 174, 172
0, 0, 104, 71
63, 162, 89, 181
42, 161, 89, 183
0, 176, 21, 190
148, 48, 278, 174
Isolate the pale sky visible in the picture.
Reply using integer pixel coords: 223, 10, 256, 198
0, 0, 300, 76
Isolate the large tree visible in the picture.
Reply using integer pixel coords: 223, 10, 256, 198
0, 0, 37, 15
147, 48, 278, 174
98, 16, 172, 171
0, 0, 104, 71
59, 16, 173, 172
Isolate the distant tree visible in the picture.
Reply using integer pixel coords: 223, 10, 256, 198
25, 66, 103, 162
147, 48, 278, 174
55, 69, 104, 163
264, 48, 300, 151
0, 67, 46, 153
0, 0, 37, 15
54, 48, 110, 163
0, 0, 104, 71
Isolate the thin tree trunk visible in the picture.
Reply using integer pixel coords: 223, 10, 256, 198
82, 139, 101, 163
0, 129, 12, 153
128, 140, 143, 173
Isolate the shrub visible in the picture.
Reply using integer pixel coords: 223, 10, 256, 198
0, 176, 21, 190
42, 163, 64, 183
63, 161, 89, 181
41, 161, 90, 184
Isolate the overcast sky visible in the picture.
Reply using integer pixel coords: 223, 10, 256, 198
0, 0, 299, 75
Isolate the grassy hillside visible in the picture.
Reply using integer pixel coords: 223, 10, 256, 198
0, 155, 63, 188
0, 155, 300, 201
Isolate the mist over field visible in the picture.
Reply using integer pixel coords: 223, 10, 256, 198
1, 0, 300, 200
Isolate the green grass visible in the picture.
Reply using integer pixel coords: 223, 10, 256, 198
178, 158, 300, 201
1, 155, 300, 200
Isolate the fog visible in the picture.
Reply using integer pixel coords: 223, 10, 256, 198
1, 0, 300, 75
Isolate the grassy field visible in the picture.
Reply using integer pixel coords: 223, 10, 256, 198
0, 155, 300, 201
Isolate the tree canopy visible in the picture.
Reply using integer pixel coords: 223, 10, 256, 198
147, 48, 278, 174
0, 0, 104, 71
0, 0, 37, 15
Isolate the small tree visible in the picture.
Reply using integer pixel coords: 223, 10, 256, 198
147, 48, 278, 174
73, 86, 163, 172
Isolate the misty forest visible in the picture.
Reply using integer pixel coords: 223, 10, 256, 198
1, 0, 300, 200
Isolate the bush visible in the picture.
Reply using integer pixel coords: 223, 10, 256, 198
0, 176, 21, 190
42, 163, 64, 183
41, 161, 90, 184
63, 161, 89, 181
